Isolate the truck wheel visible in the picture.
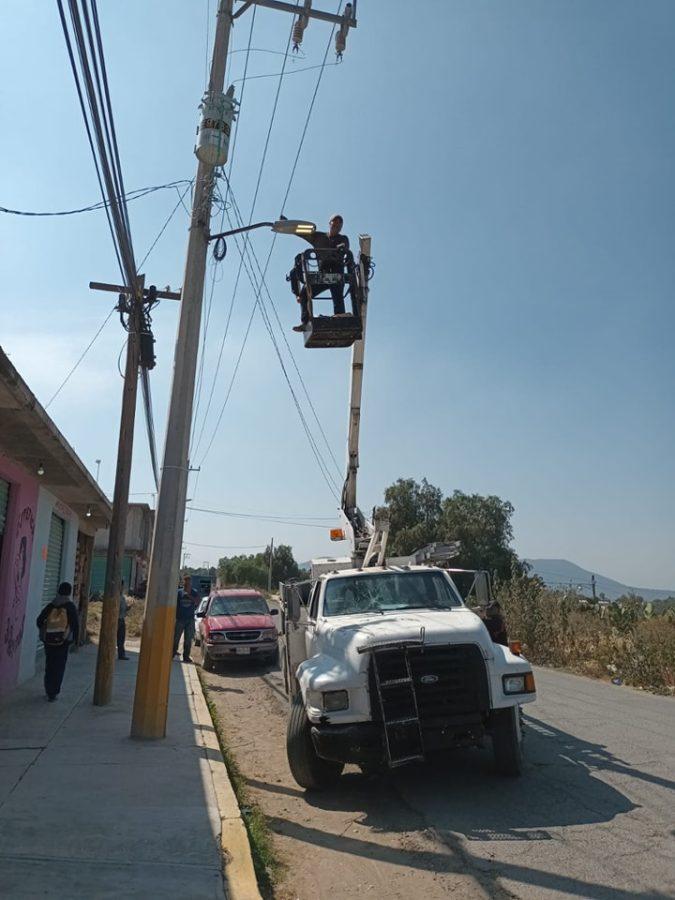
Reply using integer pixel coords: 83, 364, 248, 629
286, 694, 344, 790
201, 644, 217, 673
492, 706, 523, 776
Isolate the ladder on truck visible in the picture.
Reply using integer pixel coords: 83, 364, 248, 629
370, 645, 425, 767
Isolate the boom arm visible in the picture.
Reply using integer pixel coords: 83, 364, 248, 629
340, 235, 390, 566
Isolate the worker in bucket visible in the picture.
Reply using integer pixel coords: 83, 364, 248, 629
289, 214, 350, 331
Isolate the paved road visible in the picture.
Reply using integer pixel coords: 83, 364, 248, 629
203, 660, 674, 900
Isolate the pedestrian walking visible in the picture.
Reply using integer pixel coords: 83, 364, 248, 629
36, 581, 79, 702
173, 576, 199, 663
117, 581, 131, 660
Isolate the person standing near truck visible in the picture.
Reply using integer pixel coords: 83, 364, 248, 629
173, 576, 199, 662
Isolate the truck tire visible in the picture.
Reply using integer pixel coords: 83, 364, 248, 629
286, 693, 344, 790
201, 644, 217, 673
492, 706, 523, 776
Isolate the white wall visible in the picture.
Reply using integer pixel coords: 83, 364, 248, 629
17, 487, 79, 685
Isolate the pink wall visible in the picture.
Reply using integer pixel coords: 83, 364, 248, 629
0, 454, 38, 694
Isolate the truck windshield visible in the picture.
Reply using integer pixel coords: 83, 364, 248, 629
209, 595, 268, 616
322, 571, 462, 617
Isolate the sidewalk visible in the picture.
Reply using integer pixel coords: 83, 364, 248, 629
0, 644, 260, 899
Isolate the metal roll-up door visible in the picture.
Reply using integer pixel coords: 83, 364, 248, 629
0, 478, 9, 537
0, 478, 9, 565
42, 513, 65, 604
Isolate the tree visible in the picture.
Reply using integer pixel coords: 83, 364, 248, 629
441, 491, 525, 580
384, 477, 443, 556
383, 478, 525, 580
217, 544, 301, 591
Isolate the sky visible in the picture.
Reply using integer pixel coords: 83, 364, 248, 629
1, 0, 674, 590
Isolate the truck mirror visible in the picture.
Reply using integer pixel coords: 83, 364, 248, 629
270, 608, 279, 616
475, 571, 491, 604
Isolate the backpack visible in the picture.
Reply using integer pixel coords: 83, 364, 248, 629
44, 606, 69, 646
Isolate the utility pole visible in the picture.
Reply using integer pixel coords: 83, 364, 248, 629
131, 0, 358, 740
90, 278, 179, 707
92, 277, 142, 706
591, 574, 597, 601
268, 537, 274, 593
132, 0, 235, 739
95, 459, 101, 483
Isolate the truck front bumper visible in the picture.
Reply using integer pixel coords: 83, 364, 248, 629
311, 722, 384, 766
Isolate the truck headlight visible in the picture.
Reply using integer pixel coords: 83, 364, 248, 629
322, 690, 349, 712
502, 673, 535, 694
260, 629, 277, 641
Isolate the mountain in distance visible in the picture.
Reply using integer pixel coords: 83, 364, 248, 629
525, 558, 675, 603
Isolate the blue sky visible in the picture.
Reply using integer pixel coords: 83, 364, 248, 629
1, 0, 674, 589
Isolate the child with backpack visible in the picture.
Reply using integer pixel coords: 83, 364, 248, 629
36, 581, 79, 702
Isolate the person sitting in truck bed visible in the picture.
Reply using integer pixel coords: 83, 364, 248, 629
291, 214, 350, 332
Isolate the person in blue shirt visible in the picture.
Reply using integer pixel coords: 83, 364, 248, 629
173, 576, 199, 662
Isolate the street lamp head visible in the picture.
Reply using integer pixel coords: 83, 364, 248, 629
272, 219, 316, 236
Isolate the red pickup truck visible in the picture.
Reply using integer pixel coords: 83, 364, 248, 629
197, 589, 279, 671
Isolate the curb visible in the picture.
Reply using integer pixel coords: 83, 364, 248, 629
186, 663, 262, 900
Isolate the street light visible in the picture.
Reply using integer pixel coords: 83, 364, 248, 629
209, 218, 315, 260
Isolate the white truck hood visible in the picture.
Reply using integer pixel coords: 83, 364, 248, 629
314, 607, 493, 678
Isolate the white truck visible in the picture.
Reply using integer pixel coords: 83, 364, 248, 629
281, 235, 536, 789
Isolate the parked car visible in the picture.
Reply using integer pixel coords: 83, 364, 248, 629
197, 589, 279, 671
193, 597, 209, 646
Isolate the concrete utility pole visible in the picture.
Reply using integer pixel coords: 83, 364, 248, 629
131, 0, 235, 739
131, 0, 358, 740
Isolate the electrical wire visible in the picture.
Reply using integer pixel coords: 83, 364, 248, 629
45, 306, 116, 409
194, 5, 344, 501
140, 367, 159, 489
137, 179, 193, 271
0, 179, 192, 217
233, 60, 339, 84
187, 505, 334, 529
190, 7, 257, 456
183, 541, 268, 550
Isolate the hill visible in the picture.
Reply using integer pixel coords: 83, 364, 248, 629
525, 558, 675, 602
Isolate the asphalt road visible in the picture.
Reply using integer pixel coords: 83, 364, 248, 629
203, 660, 674, 900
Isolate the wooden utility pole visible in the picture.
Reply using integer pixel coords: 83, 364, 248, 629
91, 278, 180, 706
92, 277, 143, 706
268, 537, 274, 593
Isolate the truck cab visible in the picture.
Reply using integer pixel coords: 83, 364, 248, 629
281, 564, 536, 789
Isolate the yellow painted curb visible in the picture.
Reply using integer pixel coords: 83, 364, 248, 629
186, 664, 262, 900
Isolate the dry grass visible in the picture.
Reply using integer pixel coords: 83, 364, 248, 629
499, 576, 675, 694
85, 596, 146, 643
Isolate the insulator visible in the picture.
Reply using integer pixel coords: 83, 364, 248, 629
335, 30, 346, 56
292, 19, 305, 48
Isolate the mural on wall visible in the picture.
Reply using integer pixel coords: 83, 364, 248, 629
3, 505, 36, 659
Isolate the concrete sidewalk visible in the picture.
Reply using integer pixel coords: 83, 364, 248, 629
0, 644, 259, 899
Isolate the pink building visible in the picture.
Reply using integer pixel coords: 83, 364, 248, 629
0, 348, 110, 696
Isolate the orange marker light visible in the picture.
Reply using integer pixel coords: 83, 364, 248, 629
330, 528, 345, 541
509, 640, 522, 656
524, 672, 536, 693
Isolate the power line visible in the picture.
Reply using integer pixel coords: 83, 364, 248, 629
137, 179, 193, 271
45, 306, 116, 409
184, 541, 267, 550
195, 8, 341, 476
233, 60, 339, 83
0, 179, 192, 217
186, 505, 335, 529
190, 6, 257, 455
140, 367, 159, 489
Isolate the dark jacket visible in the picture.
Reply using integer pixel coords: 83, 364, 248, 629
37, 600, 79, 645
485, 614, 508, 647
301, 231, 350, 273
176, 588, 199, 623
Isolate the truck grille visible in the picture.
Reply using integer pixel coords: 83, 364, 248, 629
226, 630, 261, 642
371, 643, 490, 726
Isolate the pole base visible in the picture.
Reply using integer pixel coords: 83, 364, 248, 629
130, 605, 176, 739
